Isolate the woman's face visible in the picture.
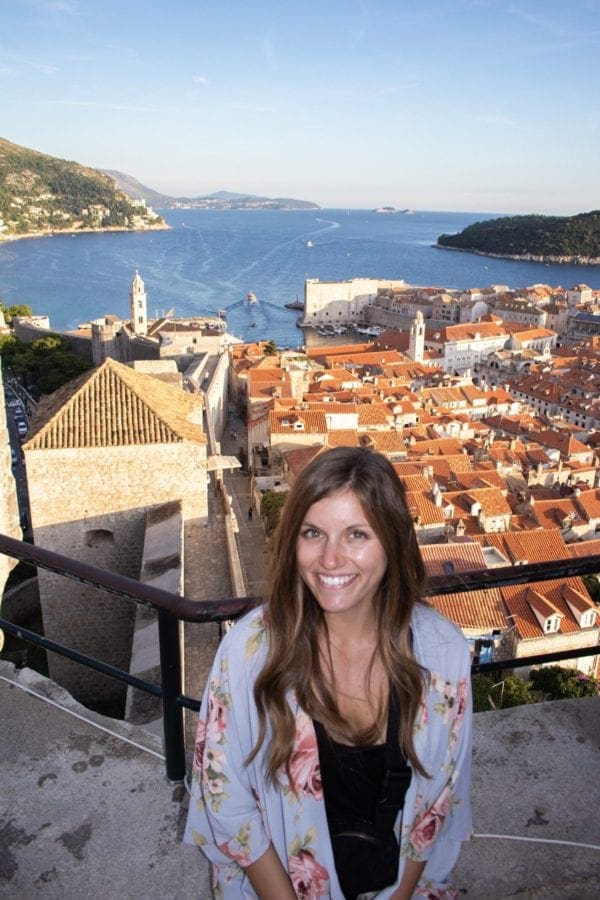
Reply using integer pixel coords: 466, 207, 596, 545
295, 487, 388, 622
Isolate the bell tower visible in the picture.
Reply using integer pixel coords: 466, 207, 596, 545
408, 310, 425, 363
130, 270, 148, 336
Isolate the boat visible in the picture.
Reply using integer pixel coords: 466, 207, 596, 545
306, 240, 313, 247
284, 298, 304, 310
217, 308, 227, 318
247, 291, 257, 304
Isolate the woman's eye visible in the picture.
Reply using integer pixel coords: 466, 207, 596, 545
350, 530, 368, 540
301, 527, 320, 539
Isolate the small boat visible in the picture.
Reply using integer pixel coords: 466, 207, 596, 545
306, 240, 313, 247
217, 308, 227, 318
247, 291, 257, 304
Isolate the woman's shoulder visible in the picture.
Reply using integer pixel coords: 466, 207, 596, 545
217, 604, 269, 663
411, 602, 470, 665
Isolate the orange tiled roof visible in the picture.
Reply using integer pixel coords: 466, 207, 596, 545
501, 577, 595, 640
430, 588, 507, 630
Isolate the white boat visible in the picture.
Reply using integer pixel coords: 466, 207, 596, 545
306, 240, 313, 247
247, 291, 257, 304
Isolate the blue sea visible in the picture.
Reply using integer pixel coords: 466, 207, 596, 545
1, 208, 600, 349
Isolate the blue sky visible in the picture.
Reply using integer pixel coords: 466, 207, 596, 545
2, 0, 599, 213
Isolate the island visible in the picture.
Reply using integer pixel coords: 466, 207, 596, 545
0, 137, 169, 241
435, 211, 600, 264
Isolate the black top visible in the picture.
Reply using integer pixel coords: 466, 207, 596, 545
314, 698, 412, 900
314, 721, 386, 827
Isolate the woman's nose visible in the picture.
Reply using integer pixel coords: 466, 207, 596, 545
320, 538, 343, 569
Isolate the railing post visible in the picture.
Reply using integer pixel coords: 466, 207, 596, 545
158, 609, 186, 783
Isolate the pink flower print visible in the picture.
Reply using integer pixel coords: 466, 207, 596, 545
288, 713, 322, 799
217, 841, 252, 868
192, 717, 207, 774
206, 691, 228, 745
288, 849, 329, 899
410, 786, 452, 854
453, 679, 468, 733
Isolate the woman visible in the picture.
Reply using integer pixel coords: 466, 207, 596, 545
185, 447, 472, 898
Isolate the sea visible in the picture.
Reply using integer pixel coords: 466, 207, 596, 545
1, 208, 600, 350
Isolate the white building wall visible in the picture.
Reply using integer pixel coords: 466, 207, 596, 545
303, 278, 408, 325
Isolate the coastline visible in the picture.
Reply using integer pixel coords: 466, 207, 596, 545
0, 222, 171, 244
433, 243, 600, 266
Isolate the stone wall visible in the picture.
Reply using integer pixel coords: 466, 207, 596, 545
203, 351, 229, 444
24, 442, 208, 712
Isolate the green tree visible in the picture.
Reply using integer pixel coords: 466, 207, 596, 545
471, 674, 495, 712
0, 302, 33, 323
264, 340, 277, 355
260, 490, 288, 535
0, 333, 91, 393
530, 665, 599, 700
472, 673, 534, 710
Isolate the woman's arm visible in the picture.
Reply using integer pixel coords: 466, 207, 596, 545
389, 859, 426, 900
245, 844, 296, 899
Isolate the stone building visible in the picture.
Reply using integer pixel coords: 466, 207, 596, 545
21, 358, 207, 713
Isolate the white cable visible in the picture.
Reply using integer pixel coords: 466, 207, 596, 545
0, 673, 165, 760
473, 833, 600, 851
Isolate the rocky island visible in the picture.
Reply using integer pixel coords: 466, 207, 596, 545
0, 137, 169, 241
436, 210, 600, 264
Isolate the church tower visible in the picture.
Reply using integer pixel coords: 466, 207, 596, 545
408, 310, 425, 363
130, 270, 148, 336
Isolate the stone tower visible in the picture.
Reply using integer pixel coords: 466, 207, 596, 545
22, 358, 207, 713
130, 270, 148, 336
408, 310, 425, 363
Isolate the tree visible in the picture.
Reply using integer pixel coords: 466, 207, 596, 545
260, 490, 288, 535
0, 302, 33, 323
530, 665, 599, 700
264, 340, 277, 355
471, 674, 533, 710
0, 333, 92, 393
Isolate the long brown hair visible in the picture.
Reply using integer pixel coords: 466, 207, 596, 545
249, 446, 428, 782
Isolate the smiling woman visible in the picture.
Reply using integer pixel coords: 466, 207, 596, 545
185, 447, 472, 899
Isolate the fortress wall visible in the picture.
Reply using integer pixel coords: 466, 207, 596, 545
303, 278, 408, 325
24, 442, 207, 711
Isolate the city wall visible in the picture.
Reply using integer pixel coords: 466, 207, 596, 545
24, 442, 208, 711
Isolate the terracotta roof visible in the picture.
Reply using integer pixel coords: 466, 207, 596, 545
325, 430, 360, 447
483, 529, 569, 564
501, 577, 594, 640
430, 588, 507, 630
24, 358, 206, 450
281, 445, 323, 474
421, 542, 488, 577
405, 491, 446, 526
568, 538, 600, 558
270, 410, 327, 434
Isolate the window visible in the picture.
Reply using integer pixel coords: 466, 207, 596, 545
85, 529, 114, 548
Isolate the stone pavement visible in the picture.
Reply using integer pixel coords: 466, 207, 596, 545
3, 658, 599, 899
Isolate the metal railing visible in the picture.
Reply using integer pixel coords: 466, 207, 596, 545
0, 531, 598, 782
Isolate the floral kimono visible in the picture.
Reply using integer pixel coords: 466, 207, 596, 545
184, 603, 472, 899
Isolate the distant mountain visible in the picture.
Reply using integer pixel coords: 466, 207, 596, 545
0, 138, 168, 240
102, 169, 174, 207
104, 171, 319, 210
436, 211, 600, 264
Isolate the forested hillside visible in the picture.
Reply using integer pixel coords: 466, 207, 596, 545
437, 211, 600, 263
0, 137, 167, 239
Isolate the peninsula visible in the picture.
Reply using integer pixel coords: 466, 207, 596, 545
0, 137, 169, 241
104, 171, 320, 211
436, 210, 600, 264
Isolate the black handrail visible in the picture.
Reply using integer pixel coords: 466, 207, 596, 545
1, 532, 599, 782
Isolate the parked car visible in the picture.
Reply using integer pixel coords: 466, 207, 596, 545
17, 420, 28, 437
